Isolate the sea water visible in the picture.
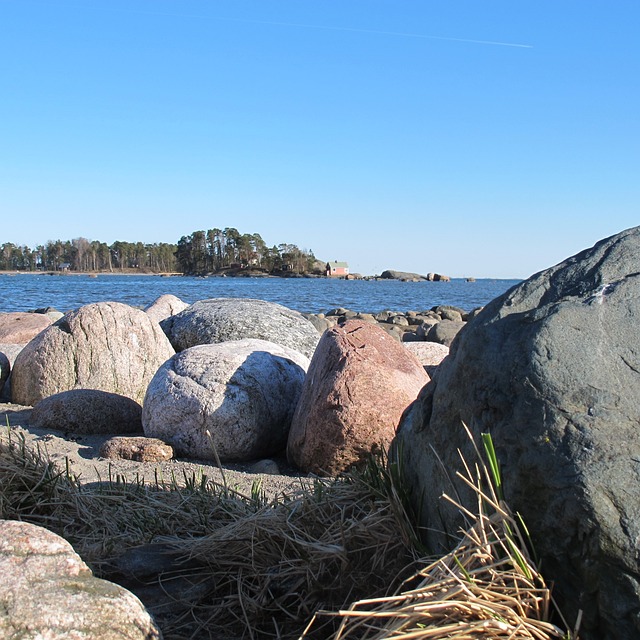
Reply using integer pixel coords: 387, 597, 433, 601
0, 273, 521, 315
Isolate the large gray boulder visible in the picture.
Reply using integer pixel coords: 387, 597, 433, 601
11, 302, 175, 406
0, 519, 161, 639
395, 226, 640, 640
143, 339, 309, 462
160, 298, 320, 358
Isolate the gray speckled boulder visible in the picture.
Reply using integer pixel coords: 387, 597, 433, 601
0, 520, 161, 639
10, 302, 175, 406
425, 319, 466, 346
160, 298, 320, 358
396, 226, 640, 640
142, 339, 309, 461
30, 389, 143, 435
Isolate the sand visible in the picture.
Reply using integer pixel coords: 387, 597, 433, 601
0, 402, 309, 499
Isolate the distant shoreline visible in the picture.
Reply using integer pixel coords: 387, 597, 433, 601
0, 270, 181, 277
0, 270, 520, 282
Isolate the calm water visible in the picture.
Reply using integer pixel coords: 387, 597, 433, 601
0, 273, 521, 315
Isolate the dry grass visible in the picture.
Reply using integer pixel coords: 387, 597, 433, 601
301, 429, 574, 640
0, 429, 418, 639
0, 426, 573, 640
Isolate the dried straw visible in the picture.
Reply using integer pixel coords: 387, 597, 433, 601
301, 429, 573, 640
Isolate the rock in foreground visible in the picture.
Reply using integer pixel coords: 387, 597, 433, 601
288, 319, 429, 475
0, 520, 161, 639
396, 226, 640, 640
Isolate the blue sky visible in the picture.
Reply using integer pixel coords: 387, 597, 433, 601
2, 1, 638, 278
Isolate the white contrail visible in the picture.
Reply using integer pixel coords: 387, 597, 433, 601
231, 18, 534, 48
24, 1, 533, 49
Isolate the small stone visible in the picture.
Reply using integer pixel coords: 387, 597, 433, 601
100, 436, 174, 462
249, 459, 281, 475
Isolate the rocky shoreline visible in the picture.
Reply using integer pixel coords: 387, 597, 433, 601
0, 296, 462, 489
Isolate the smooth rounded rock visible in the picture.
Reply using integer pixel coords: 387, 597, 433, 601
403, 341, 449, 376
425, 319, 466, 346
0, 311, 52, 343
30, 389, 143, 435
143, 339, 309, 462
160, 298, 320, 358
10, 301, 175, 406
287, 319, 429, 476
144, 294, 189, 324
0, 520, 161, 639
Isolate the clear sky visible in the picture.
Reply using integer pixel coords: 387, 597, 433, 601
2, 1, 638, 278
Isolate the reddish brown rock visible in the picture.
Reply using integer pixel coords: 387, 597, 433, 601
100, 436, 173, 462
0, 312, 52, 343
287, 319, 430, 475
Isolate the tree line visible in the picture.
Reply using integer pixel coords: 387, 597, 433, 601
175, 228, 319, 274
0, 239, 177, 273
0, 228, 320, 275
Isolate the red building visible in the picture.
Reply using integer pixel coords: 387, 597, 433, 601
326, 261, 349, 277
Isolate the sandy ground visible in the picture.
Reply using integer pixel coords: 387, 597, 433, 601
0, 402, 310, 500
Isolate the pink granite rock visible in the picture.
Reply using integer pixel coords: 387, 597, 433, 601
287, 319, 430, 475
0, 520, 161, 639
0, 312, 52, 343
11, 301, 175, 406
144, 294, 189, 324
403, 341, 449, 375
